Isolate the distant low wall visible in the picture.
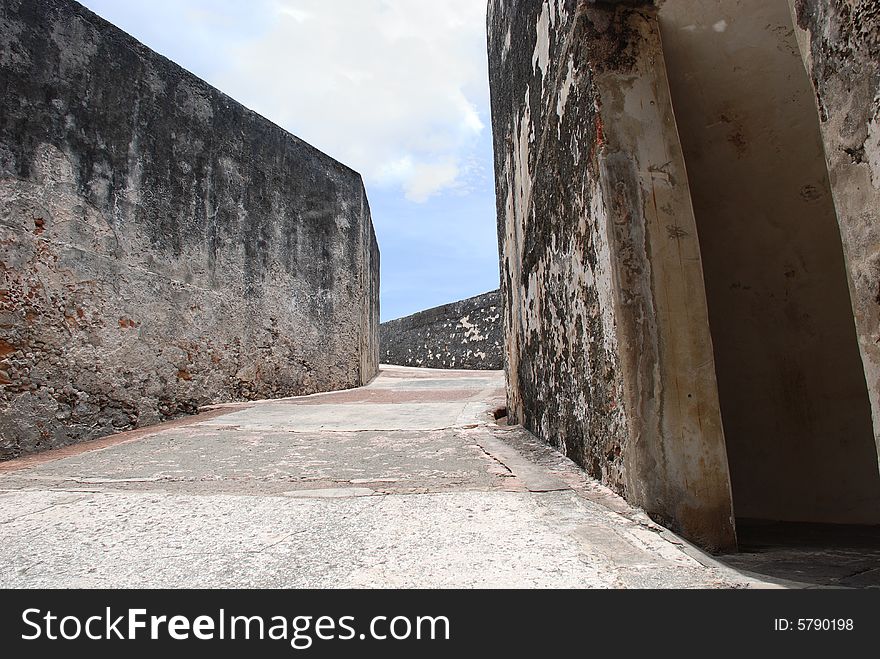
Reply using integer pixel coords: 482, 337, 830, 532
0, 0, 379, 459
380, 291, 502, 370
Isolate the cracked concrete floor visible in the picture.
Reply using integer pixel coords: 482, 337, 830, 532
0, 365, 767, 588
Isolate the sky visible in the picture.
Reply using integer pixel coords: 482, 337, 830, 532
78, 0, 500, 322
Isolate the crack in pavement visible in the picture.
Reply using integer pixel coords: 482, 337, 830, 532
0, 496, 88, 525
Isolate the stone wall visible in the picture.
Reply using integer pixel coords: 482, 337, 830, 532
488, 0, 735, 549
489, 0, 880, 549
0, 0, 379, 459
380, 291, 502, 370
790, 0, 880, 458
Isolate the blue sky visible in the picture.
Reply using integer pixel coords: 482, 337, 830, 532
78, 0, 500, 322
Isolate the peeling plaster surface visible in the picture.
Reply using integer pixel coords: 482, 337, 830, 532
790, 0, 880, 459
489, 0, 735, 550
0, 0, 379, 459
380, 291, 503, 370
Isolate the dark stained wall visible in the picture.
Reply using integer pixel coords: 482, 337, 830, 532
0, 0, 379, 459
380, 291, 502, 370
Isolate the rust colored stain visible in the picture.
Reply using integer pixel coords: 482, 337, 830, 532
0, 339, 15, 357
176, 369, 192, 381
591, 114, 606, 162
0, 406, 242, 473
33, 217, 44, 235
118, 318, 137, 328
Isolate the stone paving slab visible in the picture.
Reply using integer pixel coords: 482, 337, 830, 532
0, 489, 738, 589
0, 365, 765, 589
0, 428, 510, 496
199, 402, 471, 432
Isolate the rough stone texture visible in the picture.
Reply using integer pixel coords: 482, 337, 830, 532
380, 290, 503, 370
488, 0, 736, 550
0, 0, 379, 459
790, 0, 880, 457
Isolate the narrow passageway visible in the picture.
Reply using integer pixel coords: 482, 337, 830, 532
0, 367, 756, 588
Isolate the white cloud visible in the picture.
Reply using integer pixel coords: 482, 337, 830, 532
407, 160, 461, 203
217, 0, 489, 202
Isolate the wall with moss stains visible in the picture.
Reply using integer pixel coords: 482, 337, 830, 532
0, 0, 379, 459
490, 0, 880, 549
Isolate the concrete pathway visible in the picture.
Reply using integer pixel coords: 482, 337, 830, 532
0, 366, 762, 588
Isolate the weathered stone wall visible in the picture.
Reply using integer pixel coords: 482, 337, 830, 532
488, 0, 736, 549
380, 290, 502, 370
789, 0, 880, 458
0, 0, 379, 459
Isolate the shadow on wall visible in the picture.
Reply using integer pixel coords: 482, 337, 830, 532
660, 0, 880, 532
